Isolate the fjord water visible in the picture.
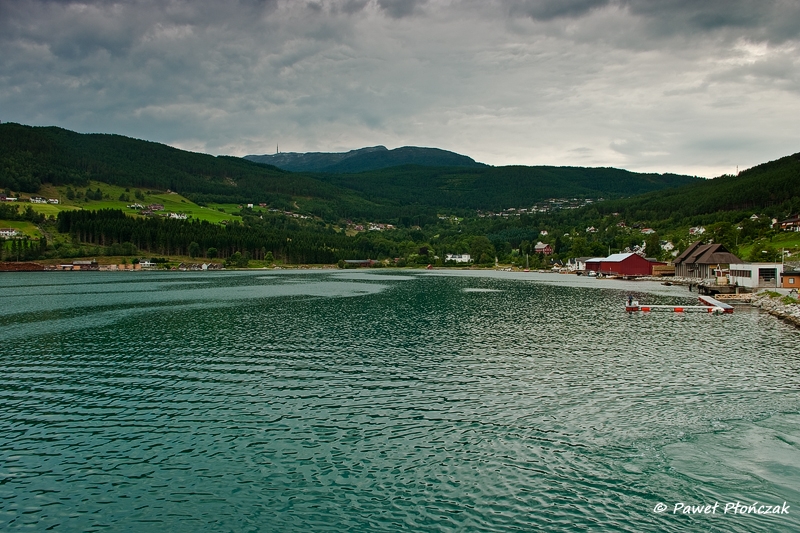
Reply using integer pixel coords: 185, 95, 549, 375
1, 271, 798, 532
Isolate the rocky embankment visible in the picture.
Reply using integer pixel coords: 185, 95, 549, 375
751, 292, 800, 329
0, 262, 46, 271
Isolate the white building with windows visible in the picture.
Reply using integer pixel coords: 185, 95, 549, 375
445, 254, 471, 263
728, 263, 783, 289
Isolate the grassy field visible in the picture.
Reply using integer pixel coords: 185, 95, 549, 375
738, 232, 800, 260
26, 183, 243, 224
0, 220, 44, 239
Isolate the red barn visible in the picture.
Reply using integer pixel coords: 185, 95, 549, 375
598, 253, 664, 277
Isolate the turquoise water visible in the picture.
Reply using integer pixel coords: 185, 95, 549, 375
1, 270, 798, 532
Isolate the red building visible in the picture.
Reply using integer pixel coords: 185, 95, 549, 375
534, 242, 553, 255
585, 258, 603, 272
598, 253, 665, 277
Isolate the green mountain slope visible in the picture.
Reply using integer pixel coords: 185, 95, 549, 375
315, 165, 699, 210
1, 123, 700, 222
599, 152, 800, 221
0, 122, 346, 203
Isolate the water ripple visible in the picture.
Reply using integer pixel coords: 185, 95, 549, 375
0, 271, 798, 532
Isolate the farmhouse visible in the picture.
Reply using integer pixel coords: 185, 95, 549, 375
776, 215, 800, 232
445, 254, 471, 263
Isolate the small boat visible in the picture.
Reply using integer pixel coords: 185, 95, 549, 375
661, 281, 673, 286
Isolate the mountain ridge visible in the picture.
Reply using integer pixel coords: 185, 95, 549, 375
244, 145, 486, 173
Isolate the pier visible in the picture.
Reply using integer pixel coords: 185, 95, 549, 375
625, 295, 734, 314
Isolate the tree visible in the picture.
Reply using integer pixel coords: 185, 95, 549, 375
469, 236, 495, 264
188, 241, 200, 258
207, 247, 218, 259
227, 251, 249, 268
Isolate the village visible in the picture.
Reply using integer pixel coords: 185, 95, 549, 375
477, 197, 599, 218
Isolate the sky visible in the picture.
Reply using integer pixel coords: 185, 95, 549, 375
2, 0, 800, 177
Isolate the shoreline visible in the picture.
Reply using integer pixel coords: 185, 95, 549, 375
5, 261, 799, 329
750, 292, 800, 329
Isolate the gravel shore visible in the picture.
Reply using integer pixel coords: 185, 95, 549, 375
751, 291, 800, 329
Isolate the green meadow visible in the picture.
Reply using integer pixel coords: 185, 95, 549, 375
0, 220, 43, 239
28, 182, 243, 224
737, 231, 800, 261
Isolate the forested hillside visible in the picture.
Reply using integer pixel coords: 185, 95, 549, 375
0, 123, 350, 204
595, 152, 800, 222
3, 122, 798, 268
316, 165, 699, 211
1, 123, 698, 221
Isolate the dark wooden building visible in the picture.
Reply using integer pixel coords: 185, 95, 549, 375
673, 242, 741, 279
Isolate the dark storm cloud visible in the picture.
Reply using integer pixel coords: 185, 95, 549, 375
376, 0, 426, 18
507, 0, 800, 43
0, 0, 798, 176
624, 0, 800, 43
508, 0, 611, 21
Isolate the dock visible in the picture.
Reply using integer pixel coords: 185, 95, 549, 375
625, 295, 733, 314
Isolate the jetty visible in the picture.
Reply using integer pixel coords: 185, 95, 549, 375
625, 295, 733, 314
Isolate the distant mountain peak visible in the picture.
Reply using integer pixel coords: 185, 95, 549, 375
244, 145, 485, 173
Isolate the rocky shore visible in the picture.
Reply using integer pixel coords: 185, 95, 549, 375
751, 291, 800, 329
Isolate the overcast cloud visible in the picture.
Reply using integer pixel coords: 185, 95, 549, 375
1, 0, 799, 176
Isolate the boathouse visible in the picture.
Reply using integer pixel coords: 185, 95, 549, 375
728, 263, 783, 289
343, 259, 376, 268
597, 253, 664, 277
673, 242, 742, 279
585, 258, 604, 272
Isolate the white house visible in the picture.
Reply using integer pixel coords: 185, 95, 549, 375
728, 263, 783, 289
0, 228, 20, 238
445, 254, 471, 263
570, 257, 597, 271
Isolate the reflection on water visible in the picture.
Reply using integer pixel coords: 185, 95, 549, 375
0, 270, 798, 532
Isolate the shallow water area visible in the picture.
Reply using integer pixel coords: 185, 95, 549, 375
0, 269, 798, 532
